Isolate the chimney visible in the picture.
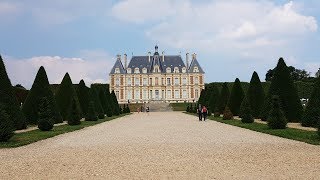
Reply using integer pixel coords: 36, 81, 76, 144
186, 53, 189, 69
123, 53, 127, 69
148, 52, 151, 63
117, 54, 121, 61
162, 51, 165, 62
192, 53, 197, 60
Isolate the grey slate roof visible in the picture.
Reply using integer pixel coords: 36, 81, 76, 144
110, 59, 126, 74
188, 58, 205, 73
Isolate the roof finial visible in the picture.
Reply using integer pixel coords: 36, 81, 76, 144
155, 45, 158, 53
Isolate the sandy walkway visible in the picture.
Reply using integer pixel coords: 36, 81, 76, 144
0, 112, 319, 179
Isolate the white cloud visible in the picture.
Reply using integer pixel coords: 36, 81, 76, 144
0, 2, 21, 18
3, 50, 115, 89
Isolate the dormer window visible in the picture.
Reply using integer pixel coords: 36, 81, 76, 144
182, 67, 186, 73
115, 68, 120, 74
174, 67, 179, 73
153, 65, 160, 73
193, 66, 199, 73
127, 68, 131, 74
134, 68, 140, 74
142, 68, 147, 74
166, 67, 171, 73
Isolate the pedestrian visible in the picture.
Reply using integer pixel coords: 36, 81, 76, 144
137, 107, 140, 113
202, 105, 208, 121
146, 106, 149, 114
197, 104, 202, 121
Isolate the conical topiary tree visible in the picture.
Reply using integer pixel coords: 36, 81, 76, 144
247, 71, 265, 118
198, 89, 207, 106
23, 66, 62, 124
89, 88, 104, 119
77, 80, 90, 117
241, 96, 254, 123
111, 90, 120, 115
228, 78, 244, 116
217, 83, 230, 114
0, 55, 27, 130
260, 95, 272, 121
0, 104, 15, 142
267, 96, 287, 129
55, 73, 82, 121
126, 104, 130, 113
98, 88, 108, 115
186, 105, 190, 112
265, 58, 303, 122
38, 97, 54, 131
85, 101, 98, 121
67, 98, 81, 125
223, 106, 233, 120
302, 76, 320, 127
208, 86, 220, 114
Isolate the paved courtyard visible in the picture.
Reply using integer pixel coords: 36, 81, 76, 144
0, 112, 319, 179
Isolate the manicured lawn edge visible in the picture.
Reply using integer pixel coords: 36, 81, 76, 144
169, 103, 189, 111
0, 113, 131, 148
184, 112, 320, 145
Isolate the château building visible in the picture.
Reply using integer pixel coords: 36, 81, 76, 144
109, 46, 205, 104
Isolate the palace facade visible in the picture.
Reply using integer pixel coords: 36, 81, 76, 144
109, 46, 205, 104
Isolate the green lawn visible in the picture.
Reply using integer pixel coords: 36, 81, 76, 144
185, 112, 320, 145
169, 103, 189, 111
0, 113, 129, 148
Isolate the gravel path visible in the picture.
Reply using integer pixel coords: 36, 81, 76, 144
0, 112, 319, 179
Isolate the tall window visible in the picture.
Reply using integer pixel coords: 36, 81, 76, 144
150, 90, 153, 99
143, 90, 147, 99
174, 77, 179, 85
182, 77, 187, 85
116, 91, 120, 99
155, 77, 158, 85
127, 90, 132, 99
149, 78, 152, 85
135, 90, 140, 100
143, 78, 147, 86
167, 78, 171, 85
167, 90, 171, 99
115, 78, 120, 86
182, 90, 187, 98
135, 77, 140, 86
195, 77, 199, 85
195, 89, 199, 99
174, 90, 180, 99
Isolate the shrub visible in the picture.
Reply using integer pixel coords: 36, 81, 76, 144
228, 78, 244, 116
208, 86, 220, 113
0, 55, 27, 130
85, 101, 98, 121
38, 98, 54, 131
223, 106, 233, 120
126, 104, 130, 113
267, 96, 287, 129
67, 98, 82, 125
214, 107, 220, 117
77, 80, 90, 117
217, 83, 230, 114
302, 77, 320, 127
23, 66, 62, 124
241, 96, 254, 123
0, 105, 14, 142
111, 90, 120, 115
88, 88, 104, 119
247, 71, 265, 118
186, 105, 190, 112
207, 108, 212, 116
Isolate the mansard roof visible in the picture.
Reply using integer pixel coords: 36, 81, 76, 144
110, 58, 126, 74
188, 58, 205, 73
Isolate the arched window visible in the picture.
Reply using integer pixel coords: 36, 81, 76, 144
182, 67, 186, 73
127, 68, 131, 74
115, 68, 120, 74
134, 68, 140, 74
174, 67, 179, 73
166, 67, 171, 73
142, 68, 147, 73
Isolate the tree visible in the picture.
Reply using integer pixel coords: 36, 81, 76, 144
247, 71, 265, 118
267, 96, 287, 129
223, 106, 233, 120
77, 80, 90, 117
316, 68, 320, 78
88, 88, 104, 119
214, 107, 220, 117
85, 101, 98, 121
208, 86, 220, 114
266, 66, 311, 82
0, 105, 14, 142
264, 58, 303, 122
23, 66, 62, 124
111, 90, 120, 115
38, 97, 54, 131
67, 98, 82, 125
241, 96, 254, 123
302, 76, 320, 127
217, 83, 230, 114
198, 89, 207, 106
228, 78, 244, 116
55, 73, 82, 121
98, 88, 109, 115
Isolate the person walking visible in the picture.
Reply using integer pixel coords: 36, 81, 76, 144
202, 105, 208, 121
197, 104, 202, 121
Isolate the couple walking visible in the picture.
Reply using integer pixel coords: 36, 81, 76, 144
197, 104, 208, 121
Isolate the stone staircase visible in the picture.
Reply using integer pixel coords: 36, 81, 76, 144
145, 102, 173, 112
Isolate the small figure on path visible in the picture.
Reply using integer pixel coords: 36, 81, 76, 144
146, 106, 150, 114
137, 107, 140, 113
197, 104, 202, 121
202, 105, 208, 121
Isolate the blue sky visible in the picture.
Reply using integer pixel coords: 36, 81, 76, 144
0, 0, 319, 88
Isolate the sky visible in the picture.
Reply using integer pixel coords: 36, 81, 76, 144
0, 0, 320, 89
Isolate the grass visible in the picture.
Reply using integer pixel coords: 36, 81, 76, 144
185, 112, 320, 145
0, 113, 129, 148
169, 103, 189, 111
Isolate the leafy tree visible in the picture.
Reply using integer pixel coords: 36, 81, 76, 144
214, 107, 220, 117
265, 58, 303, 122
88, 88, 104, 119
208, 86, 220, 114
302, 76, 320, 127
228, 78, 244, 116
0, 105, 14, 142
223, 106, 233, 120
0, 55, 27, 130
77, 80, 90, 117
85, 101, 98, 121
266, 65, 310, 81
241, 96, 254, 123
67, 98, 81, 125
247, 71, 265, 118
267, 96, 287, 129
23, 66, 62, 124
217, 82, 230, 114
55, 73, 82, 121
38, 97, 54, 131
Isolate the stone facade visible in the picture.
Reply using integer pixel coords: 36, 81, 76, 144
109, 46, 205, 104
